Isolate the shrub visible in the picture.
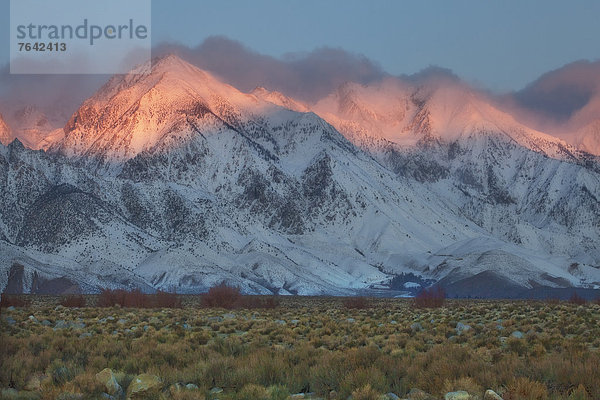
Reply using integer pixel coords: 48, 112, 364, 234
569, 293, 587, 305
237, 295, 280, 309
343, 297, 370, 309
154, 290, 182, 308
0, 293, 30, 308
202, 283, 241, 309
60, 295, 87, 308
413, 286, 445, 308
350, 384, 380, 400
97, 289, 180, 308
505, 377, 548, 400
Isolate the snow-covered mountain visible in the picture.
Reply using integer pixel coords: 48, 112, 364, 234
1, 56, 599, 297
314, 78, 600, 289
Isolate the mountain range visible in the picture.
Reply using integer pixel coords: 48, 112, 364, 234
1, 55, 599, 297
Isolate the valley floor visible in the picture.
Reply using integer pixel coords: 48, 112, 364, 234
1, 296, 599, 400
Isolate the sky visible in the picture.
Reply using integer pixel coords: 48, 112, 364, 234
0, 0, 599, 92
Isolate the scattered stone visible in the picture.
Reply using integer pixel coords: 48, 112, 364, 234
127, 374, 162, 398
496, 324, 504, 330
484, 390, 503, 400
209, 387, 223, 394
95, 368, 122, 396
6, 306, 15, 311
511, 331, 524, 339
5, 316, 16, 325
183, 323, 191, 330
275, 319, 287, 325
207, 316, 223, 323
41, 320, 51, 326
381, 393, 400, 400
456, 322, 471, 335
445, 391, 471, 400
410, 322, 423, 332
106, 316, 115, 321
222, 313, 236, 320
347, 318, 355, 323
28, 315, 39, 323
185, 383, 199, 390
290, 394, 305, 399
117, 319, 127, 325
390, 320, 397, 325
79, 332, 93, 339
54, 320, 69, 329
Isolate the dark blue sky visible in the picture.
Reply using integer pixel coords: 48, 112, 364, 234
2, 0, 599, 92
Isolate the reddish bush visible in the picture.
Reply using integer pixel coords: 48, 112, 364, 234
544, 297, 560, 305
413, 286, 446, 308
237, 295, 280, 309
0, 293, 30, 308
60, 295, 87, 308
202, 283, 241, 309
154, 290, 182, 308
342, 296, 370, 309
569, 292, 587, 305
97, 288, 181, 308
595, 297, 600, 305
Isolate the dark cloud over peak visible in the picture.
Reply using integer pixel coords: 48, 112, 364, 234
154, 36, 388, 102
513, 60, 600, 121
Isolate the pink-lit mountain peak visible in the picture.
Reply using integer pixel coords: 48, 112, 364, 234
314, 76, 579, 158
56, 55, 287, 160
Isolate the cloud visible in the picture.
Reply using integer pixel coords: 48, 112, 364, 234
511, 60, 600, 122
0, 63, 108, 120
153, 36, 387, 102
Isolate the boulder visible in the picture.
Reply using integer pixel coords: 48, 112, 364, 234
445, 391, 471, 400
456, 322, 471, 335
126, 373, 162, 398
511, 331, 524, 339
95, 368, 122, 396
445, 391, 472, 400
483, 390, 503, 400
410, 322, 424, 332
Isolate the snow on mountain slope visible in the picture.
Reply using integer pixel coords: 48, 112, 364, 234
0, 113, 13, 146
314, 78, 584, 160
251, 87, 310, 113
312, 78, 600, 289
2, 56, 599, 296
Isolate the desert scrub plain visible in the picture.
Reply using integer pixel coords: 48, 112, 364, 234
1, 294, 600, 400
